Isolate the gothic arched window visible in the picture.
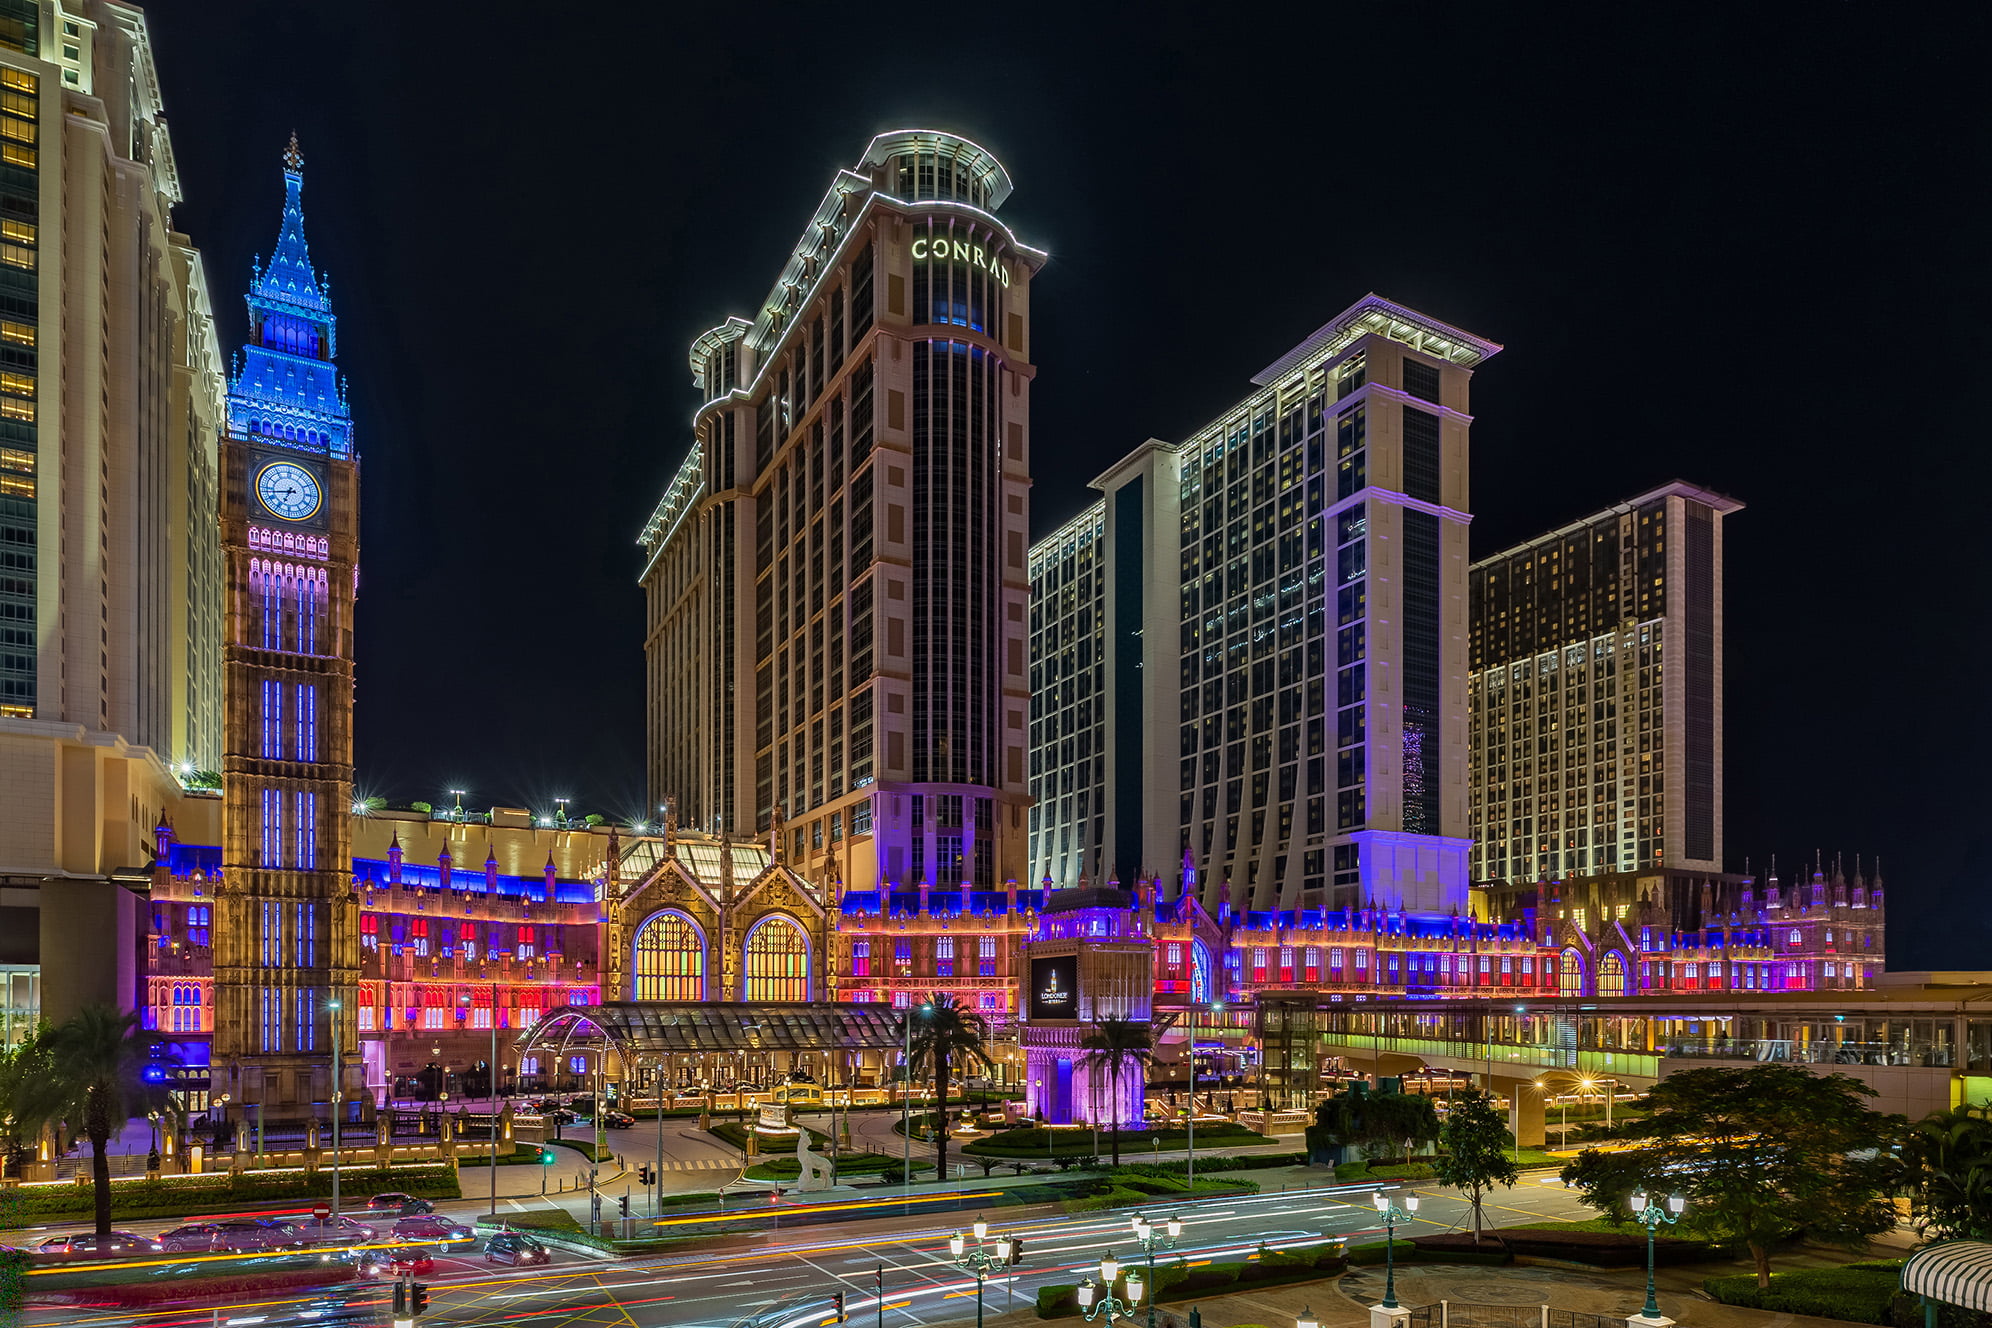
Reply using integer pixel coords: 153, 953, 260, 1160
743, 915, 810, 1001
1598, 951, 1627, 998
633, 911, 704, 1001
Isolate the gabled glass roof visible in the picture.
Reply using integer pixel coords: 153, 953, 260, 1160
516, 1002, 904, 1054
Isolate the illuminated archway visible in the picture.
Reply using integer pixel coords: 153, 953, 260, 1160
1559, 948, 1587, 996
633, 910, 706, 1001
742, 914, 811, 1001
1190, 938, 1214, 1004
1597, 951, 1627, 998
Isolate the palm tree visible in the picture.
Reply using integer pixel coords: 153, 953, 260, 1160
1080, 1019, 1153, 1166
46, 1006, 168, 1235
0, 1025, 58, 1180
906, 993, 990, 1183
1905, 1103, 1992, 1240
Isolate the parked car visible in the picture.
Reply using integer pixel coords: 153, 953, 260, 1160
541, 1106, 578, 1124
36, 1231, 156, 1258
352, 1244, 434, 1278
155, 1223, 225, 1253
391, 1216, 476, 1248
292, 1216, 376, 1247
365, 1192, 434, 1216
484, 1229, 551, 1266
600, 1110, 636, 1129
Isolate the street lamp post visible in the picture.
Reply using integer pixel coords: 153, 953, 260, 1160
1076, 1251, 1145, 1326
328, 998, 342, 1223
1188, 1002, 1223, 1187
947, 1217, 1017, 1328
1128, 1213, 1182, 1328
1629, 1191, 1686, 1321
1371, 1189, 1420, 1310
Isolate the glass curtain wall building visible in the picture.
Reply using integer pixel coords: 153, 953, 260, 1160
1467, 481, 1742, 882
1026, 296, 1501, 915
640, 130, 1046, 898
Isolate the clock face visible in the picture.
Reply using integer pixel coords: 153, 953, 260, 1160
256, 462, 322, 521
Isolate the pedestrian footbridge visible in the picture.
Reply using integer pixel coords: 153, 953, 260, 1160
1309, 976, 1992, 1142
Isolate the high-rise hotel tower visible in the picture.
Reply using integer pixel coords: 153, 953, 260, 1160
1028, 296, 1501, 915
1467, 481, 1741, 883
0, 1, 227, 1026
640, 131, 1045, 896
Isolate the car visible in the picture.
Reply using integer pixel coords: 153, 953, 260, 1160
156, 1222, 225, 1253
36, 1231, 157, 1258
352, 1244, 435, 1278
280, 1295, 378, 1326
209, 1218, 305, 1252
600, 1110, 636, 1129
365, 1192, 433, 1216
391, 1215, 476, 1248
484, 1229, 551, 1266
542, 1106, 578, 1124
291, 1216, 376, 1247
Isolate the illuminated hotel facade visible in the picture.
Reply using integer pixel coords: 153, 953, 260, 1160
1027, 296, 1502, 917
1467, 481, 1741, 882
639, 130, 1044, 900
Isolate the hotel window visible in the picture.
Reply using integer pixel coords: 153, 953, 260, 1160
296, 988, 315, 1052
1303, 947, 1320, 982
295, 683, 317, 761
359, 914, 378, 951
260, 679, 282, 758
357, 991, 375, 1032
851, 940, 871, 977
1354, 949, 1368, 970
1278, 947, 1294, 982
894, 939, 912, 969
411, 918, 429, 958
1167, 943, 1183, 966
294, 902, 315, 966
260, 788, 282, 866
1479, 956, 1491, 973
518, 926, 536, 960
1251, 947, 1267, 979
1402, 357, 1441, 405
891, 990, 910, 1010
1330, 947, 1344, 968
260, 987, 281, 1052
979, 992, 1002, 1012
260, 902, 281, 966
935, 935, 956, 977
188, 905, 210, 947
978, 934, 997, 977
293, 792, 316, 869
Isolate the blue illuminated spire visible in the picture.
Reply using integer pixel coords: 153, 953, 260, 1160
227, 134, 351, 457
253, 133, 329, 314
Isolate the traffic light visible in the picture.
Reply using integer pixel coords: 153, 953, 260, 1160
617, 1194, 630, 1218
411, 1282, 429, 1316
831, 1293, 847, 1322
393, 1280, 408, 1319
540, 1147, 556, 1164
1008, 1237, 1024, 1266
638, 1164, 653, 1185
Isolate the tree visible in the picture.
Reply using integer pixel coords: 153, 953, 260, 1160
907, 993, 989, 1183
46, 1006, 172, 1236
1079, 1019, 1154, 1166
1560, 1064, 1903, 1288
1312, 1085, 1440, 1165
1903, 1103, 1992, 1240
0, 1025, 58, 1179
1432, 1091, 1518, 1243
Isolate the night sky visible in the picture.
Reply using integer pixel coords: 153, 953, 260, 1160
151, 6, 1988, 967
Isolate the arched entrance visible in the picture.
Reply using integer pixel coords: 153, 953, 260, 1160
742, 914, 811, 1001
633, 910, 706, 1001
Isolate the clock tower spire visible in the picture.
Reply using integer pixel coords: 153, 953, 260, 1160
213, 138, 362, 1126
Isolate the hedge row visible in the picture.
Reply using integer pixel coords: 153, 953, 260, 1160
1035, 1241, 1349, 1318
967, 1124, 1270, 1158
745, 1153, 897, 1180
1704, 1264, 1904, 1326
0, 1165, 460, 1228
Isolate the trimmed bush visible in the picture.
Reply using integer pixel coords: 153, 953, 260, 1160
0, 1164, 459, 1229
1704, 1267, 1902, 1325
1347, 1239, 1417, 1266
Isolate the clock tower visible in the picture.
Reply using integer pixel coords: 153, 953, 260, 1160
212, 136, 362, 1123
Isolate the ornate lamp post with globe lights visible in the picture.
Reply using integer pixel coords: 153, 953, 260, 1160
1629, 1191, 1686, 1322
947, 1218, 1018, 1328
1372, 1189, 1420, 1310
1076, 1251, 1145, 1326
1128, 1213, 1182, 1328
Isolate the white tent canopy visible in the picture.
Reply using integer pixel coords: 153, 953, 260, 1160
1902, 1242, 1992, 1314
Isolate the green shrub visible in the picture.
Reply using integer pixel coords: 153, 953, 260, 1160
1703, 1267, 1901, 1325
0, 1164, 459, 1229
1347, 1239, 1417, 1266
542, 1137, 613, 1163
1036, 1284, 1078, 1317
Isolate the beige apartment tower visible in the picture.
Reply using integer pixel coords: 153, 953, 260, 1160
1467, 480, 1742, 882
640, 131, 1046, 898
0, 1, 226, 1027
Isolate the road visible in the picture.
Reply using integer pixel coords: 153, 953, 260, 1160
21, 1173, 1597, 1328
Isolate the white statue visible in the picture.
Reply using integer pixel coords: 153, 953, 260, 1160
794, 1127, 833, 1192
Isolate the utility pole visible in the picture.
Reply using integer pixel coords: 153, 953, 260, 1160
329, 998, 342, 1224
489, 982, 499, 1218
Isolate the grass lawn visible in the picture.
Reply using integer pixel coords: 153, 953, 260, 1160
708, 1120, 830, 1151
1506, 1217, 1633, 1233
542, 1137, 613, 1163
1704, 1263, 1905, 1325
744, 1152, 897, 1180
480, 1205, 587, 1237
965, 1125, 1272, 1158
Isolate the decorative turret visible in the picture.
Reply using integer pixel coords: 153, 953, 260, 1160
389, 832, 403, 884
437, 844, 453, 892
717, 830, 735, 901
661, 797, 678, 856
769, 803, 786, 864
484, 843, 499, 893
542, 849, 556, 897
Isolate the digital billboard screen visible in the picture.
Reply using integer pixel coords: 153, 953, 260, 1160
1029, 955, 1079, 1021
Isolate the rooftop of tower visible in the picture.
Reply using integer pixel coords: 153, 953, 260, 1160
1469, 478, 1746, 570
1252, 293, 1503, 384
